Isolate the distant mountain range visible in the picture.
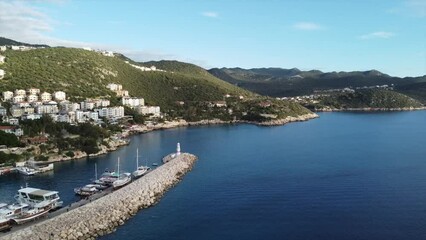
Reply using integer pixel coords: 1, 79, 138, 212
208, 67, 426, 101
0, 37, 49, 48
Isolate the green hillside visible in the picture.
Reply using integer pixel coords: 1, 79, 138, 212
396, 82, 426, 104
310, 89, 423, 109
0, 47, 252, 109
209, 67, 426, 97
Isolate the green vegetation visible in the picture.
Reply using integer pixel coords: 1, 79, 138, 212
1, 48, 252, 110
0, 152, 22, 166
0, 131, 22, 147
209, 68, 426, 97
396, 82, 426, 104
21, 116, 110, 155
307, 89, 423, 110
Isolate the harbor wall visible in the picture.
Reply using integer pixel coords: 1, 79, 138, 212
2, 153, 198, 240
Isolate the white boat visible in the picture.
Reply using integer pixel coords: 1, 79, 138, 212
15, 187, 63, 210
95, 170, 118, 186
28, 160, 54, 173
0, 217, 11, 232
16, 166, 39, 176
132, 148, 150, 178
11, 206, 50, 225
112, 157, 131, 189
113, 173, 132, 189
0, 203, 30, 228
74, 184, 99, 196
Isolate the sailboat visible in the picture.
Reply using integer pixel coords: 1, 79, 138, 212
112, 157, 132, 189
92, 163, 108, 190
132, 148, 151, 179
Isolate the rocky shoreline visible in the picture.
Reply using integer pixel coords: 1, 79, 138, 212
2, 153, 198, 240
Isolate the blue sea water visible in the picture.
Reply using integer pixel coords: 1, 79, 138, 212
1, 111, 426, 240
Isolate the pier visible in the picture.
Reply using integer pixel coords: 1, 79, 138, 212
1, 153, 197, 240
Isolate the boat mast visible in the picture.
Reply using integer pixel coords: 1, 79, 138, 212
117, 157, 120, 175
95, 163, 97, 180
136, 148, 139, 169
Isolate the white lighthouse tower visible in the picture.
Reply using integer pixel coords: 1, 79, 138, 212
176, 142, 181, 156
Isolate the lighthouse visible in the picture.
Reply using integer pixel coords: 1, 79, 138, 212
176, 142, 181, 156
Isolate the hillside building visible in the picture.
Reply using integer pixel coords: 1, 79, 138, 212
53, 91, 66, 101
3, 91, 13, 101
40, 92, 52, 102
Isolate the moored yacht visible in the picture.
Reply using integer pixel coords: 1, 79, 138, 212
112, 157, 132, 189
132, 148, 150, 178
15, 187, 63, 210
11, 205, 50, 225
16, 166, 39, 176
74, 184, 99, 196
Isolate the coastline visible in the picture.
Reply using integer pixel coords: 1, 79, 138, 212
314, 107, 426, 112
4, 113, 319, 166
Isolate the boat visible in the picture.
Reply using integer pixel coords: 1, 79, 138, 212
112, 157, 131, 189
0, 217, 11, 232
0, 203, 15, 232
15, 187, 63, 210
95, 170, 118, 186
11, 206, 50, 225
16, 166, 39, 176
91, 163, 109, 190
152, 163, 158, 166
132, 148, 151, 178
27, 160, 54, 173
112, 173, 132, 189
74, 184, 99, 196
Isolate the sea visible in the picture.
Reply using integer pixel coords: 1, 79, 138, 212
1, 111, 426, 240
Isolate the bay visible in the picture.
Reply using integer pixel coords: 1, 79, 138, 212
1, 111, 426, 240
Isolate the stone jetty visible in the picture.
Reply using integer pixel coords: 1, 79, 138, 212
2, 153, 198, 240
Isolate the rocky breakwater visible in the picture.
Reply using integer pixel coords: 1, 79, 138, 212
2, 153, 198, 240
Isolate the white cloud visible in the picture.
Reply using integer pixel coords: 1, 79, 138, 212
359, 31, 395, 40
292, 22, 323, 31
201, 11, 218, 18
0, 0, 178, 62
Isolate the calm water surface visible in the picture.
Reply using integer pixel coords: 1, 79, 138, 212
1, 112, 426, 240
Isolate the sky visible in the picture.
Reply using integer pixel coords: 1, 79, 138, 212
0, 0, 425, 77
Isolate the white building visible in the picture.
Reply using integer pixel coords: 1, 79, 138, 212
27, 88, 40, 95
106, 83, 122, 91
136, 106, 161, 117
12, 95, 25, 103
35, 102, 59, 114
101, 51, 114, 57
40, 92, 52, 102
53, 91, 66, 101
57, 114, 71, 123
122, 97, 144, 107
3, 91, 13, 101
0, 106, 7, 116
0, 69, 4, 79
95, 106, 124, 119
0, 46, 6, 51
22, 114, 42, 121
14, 89, 26, 96
0, 55, 5, 64
27, 94, 38, 102
59, 101, 80, 112
16, 102, 30, 108
80, 101, 95, 110
92, 99, 110, 107
10, 107, 24, 117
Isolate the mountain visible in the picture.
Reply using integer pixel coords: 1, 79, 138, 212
396, 82, 426, 104
0, 37, 49, 48
209, 67, 426, 97
0, 47, 253, 110
310, 89, 424, 110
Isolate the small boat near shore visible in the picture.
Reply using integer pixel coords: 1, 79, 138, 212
16, 166, 38, 176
